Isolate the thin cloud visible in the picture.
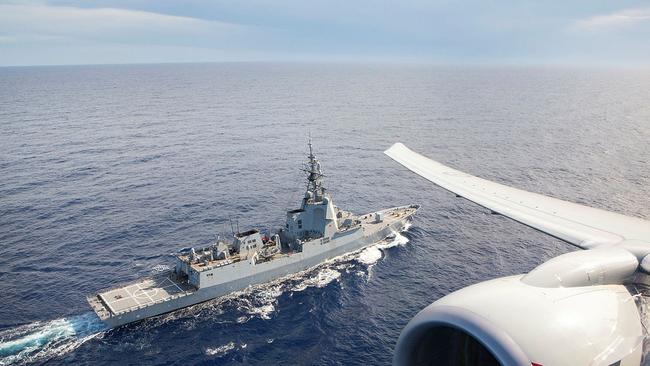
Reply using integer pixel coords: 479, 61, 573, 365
0, 3, 245, 44
572, 7, 650, 31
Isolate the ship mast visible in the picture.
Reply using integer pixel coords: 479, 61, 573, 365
303, 139, 325, 206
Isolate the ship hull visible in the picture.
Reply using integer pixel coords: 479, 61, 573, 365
100, 213, 413, 328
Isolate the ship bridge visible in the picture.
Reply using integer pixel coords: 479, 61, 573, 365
283, 140, 339, 245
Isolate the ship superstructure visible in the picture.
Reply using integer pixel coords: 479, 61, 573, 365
88, 142, 419, 328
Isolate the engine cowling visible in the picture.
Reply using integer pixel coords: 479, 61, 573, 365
394, 250, 645, 366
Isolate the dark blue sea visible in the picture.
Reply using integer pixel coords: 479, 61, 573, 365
1, 63, 649, 365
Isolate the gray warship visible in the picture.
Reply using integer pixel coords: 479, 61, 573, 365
88, 142, 419, 328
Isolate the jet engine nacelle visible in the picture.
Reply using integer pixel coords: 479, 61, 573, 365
394, 249, 645, 366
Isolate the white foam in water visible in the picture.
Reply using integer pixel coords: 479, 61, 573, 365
236, 316, 248, 324
205, 341, 236, 356
150, 264, 171, 273
291, 268, 341, 292
357, 228, 411, 267
284, 226, 411, 291
17, 224, 414, 354
0, 312, 106, 365
232, 284, 285, 323
377, 226, 411, 249
357, 247, 382, 265
246, 303, 275, 321
248, 284, 283, 320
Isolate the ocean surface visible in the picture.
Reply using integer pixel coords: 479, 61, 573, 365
1, 63, 649, 365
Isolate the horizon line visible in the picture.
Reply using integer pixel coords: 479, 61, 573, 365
3, 60, 650, 70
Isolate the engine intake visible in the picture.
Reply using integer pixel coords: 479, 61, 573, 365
394, 275, 644, 366
394, 305, 529, 366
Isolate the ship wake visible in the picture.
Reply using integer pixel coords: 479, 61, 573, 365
185, 225, 413, 326
0, 225, 413, 365
357, 224, 411, 269
0, 312, 106, 365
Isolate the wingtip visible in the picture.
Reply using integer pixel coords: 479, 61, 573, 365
384, 142, 407, 156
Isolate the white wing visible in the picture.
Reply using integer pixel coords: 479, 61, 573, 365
385, 143, 650, 249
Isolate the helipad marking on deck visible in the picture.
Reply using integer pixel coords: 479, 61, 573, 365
165, 277, 184, 293
136, 283, 156, 303
123, 285, 142, 306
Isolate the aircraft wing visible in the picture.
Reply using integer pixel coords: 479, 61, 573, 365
385, 143, 650, 249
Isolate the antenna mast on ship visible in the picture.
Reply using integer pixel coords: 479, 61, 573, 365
303, 138, 325, 206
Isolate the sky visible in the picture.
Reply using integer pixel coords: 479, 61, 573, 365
1, 0, 650, 66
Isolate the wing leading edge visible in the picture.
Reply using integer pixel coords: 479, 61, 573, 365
385, 143, 650, 250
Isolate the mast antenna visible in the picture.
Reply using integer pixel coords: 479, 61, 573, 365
303, 137, 325, 205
